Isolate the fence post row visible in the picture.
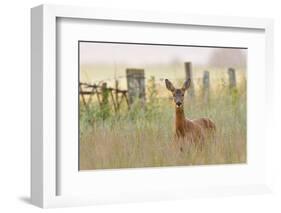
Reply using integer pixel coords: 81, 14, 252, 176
79, 82, 130, 113
80, 65, 239, 113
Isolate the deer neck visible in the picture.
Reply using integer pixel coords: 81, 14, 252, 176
175, 106, 186, 130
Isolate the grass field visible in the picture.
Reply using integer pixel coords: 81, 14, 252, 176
79, 69, 247, 170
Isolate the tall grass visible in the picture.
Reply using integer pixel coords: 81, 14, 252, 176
79, 76, 246, 170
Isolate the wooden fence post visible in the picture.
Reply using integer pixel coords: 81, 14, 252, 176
184, 62, 195, 98
79, 83, 88, 110
115, 79, 119, 109
203, 70, 210, 102
109, 88, 117, 112
101, 82, 109, 106
228, 68, 236, 89
126, 68, 145, 105
101, 82, 110, 119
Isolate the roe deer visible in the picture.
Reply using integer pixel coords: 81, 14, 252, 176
165, 79, 216, 148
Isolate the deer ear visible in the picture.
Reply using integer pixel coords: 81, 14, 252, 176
182, 79, 191, 91
165, 79, 175, 92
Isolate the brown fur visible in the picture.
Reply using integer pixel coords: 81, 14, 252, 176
175, 106, 216, 144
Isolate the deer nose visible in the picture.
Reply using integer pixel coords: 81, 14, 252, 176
176, 102, 182, 106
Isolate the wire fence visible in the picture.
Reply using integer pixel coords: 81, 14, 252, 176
80, 62, 240, 113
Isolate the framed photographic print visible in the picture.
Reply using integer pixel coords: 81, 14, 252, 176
78, 41, 247, 170
31, 4, 274, 208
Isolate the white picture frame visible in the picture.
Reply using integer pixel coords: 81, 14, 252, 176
31, 4, 274, 208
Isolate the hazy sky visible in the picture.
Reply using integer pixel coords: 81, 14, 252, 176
79, 42, 247, 87
79, 42, 235, 66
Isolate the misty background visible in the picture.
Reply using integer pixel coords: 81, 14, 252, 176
79, 42, 247, 89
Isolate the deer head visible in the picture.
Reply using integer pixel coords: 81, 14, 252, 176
165, 79, 191, 108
